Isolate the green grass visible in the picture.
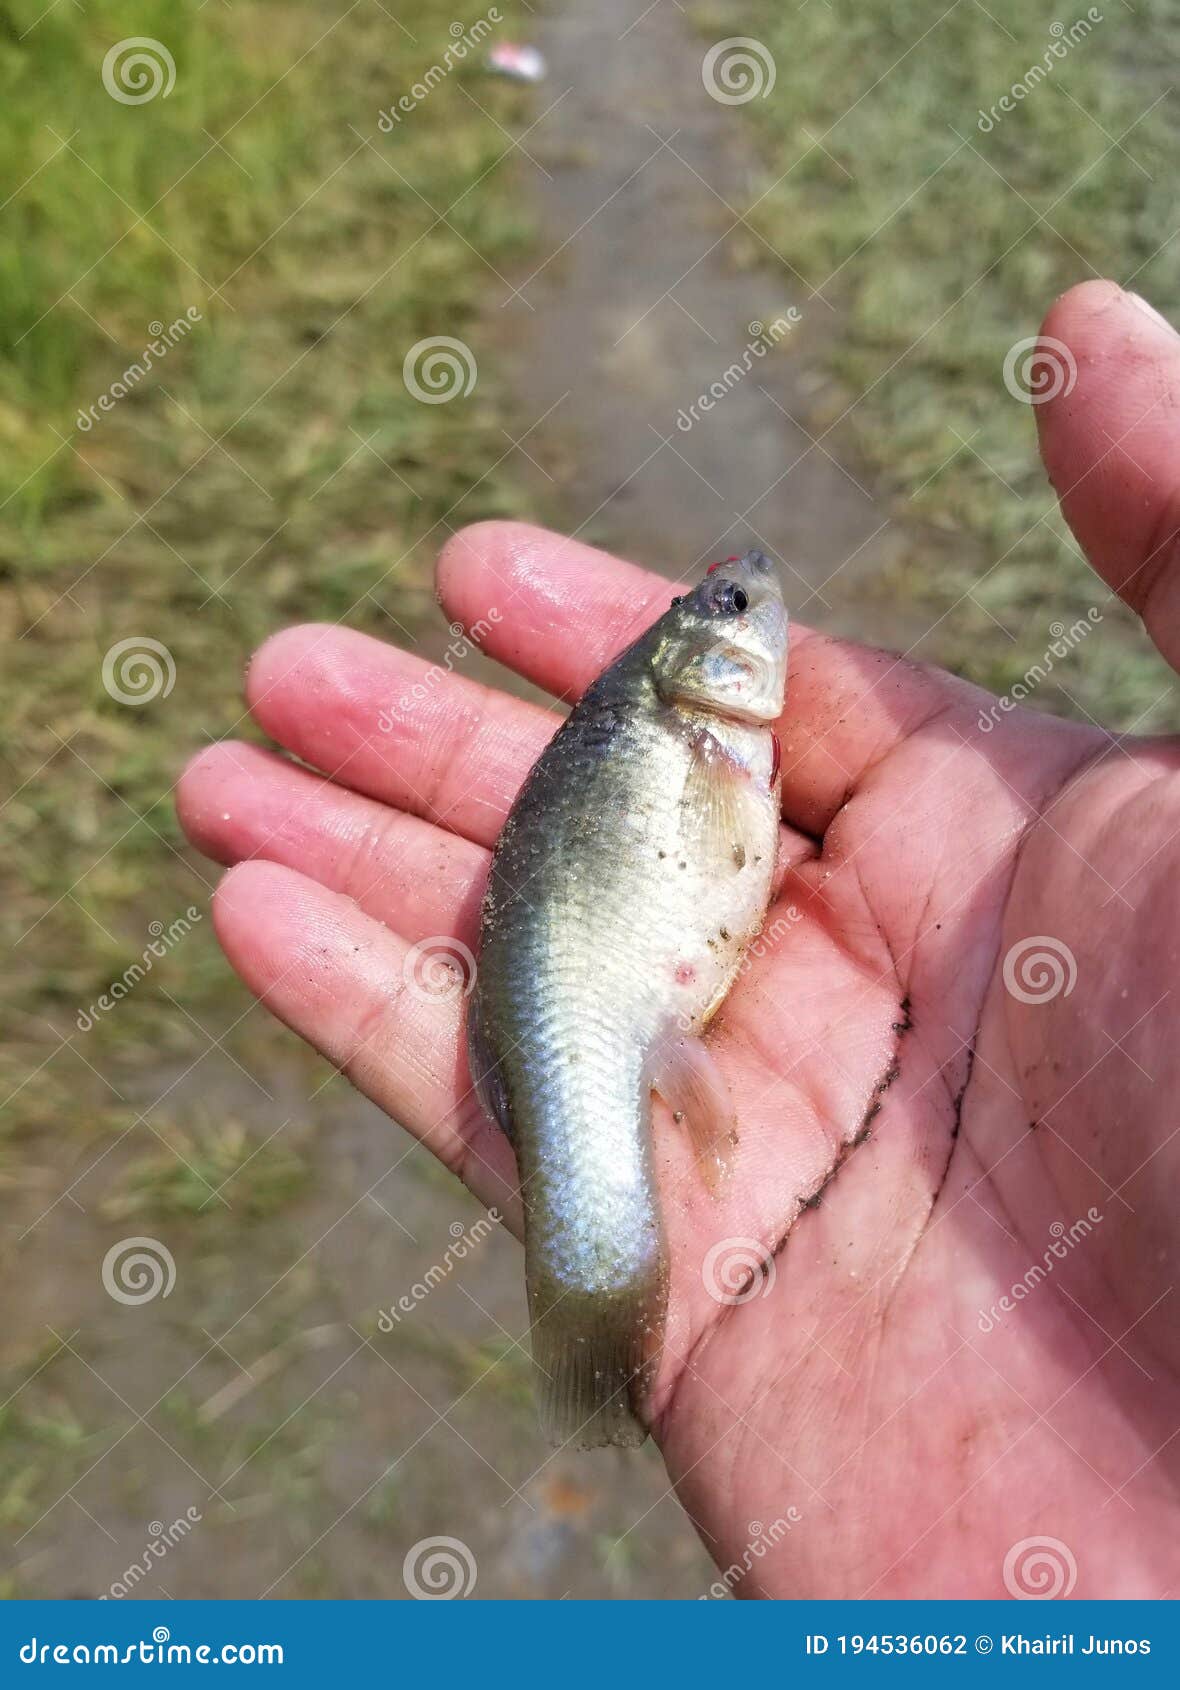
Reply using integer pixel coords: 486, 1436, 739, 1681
0, 0, 536, 1572
100, 1117, 310, 1220
706, 0, 1180, 726
1, 0, 534, 1119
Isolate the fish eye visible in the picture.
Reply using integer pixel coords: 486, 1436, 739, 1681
710, 581, 748, 615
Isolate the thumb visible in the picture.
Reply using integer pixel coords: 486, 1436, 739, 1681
1035, 279, 1180, 672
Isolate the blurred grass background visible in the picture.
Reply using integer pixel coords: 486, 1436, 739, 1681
3, 0, 1180, 1599
2, 0, 533, 1155
731, 0, 1180, 720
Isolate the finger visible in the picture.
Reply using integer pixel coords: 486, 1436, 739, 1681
438, 521, 960, 835
1037, 279, 1180, 670
243, 622, 817, 865
180, 740, 813, 978
178, 741, 489, 943
245, 623, 559, 847
212, 860, 520, 1230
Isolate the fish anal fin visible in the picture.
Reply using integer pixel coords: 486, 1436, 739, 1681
649, 1033, 737, 1194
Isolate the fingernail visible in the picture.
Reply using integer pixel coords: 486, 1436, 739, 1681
1127, 292, 1178, 337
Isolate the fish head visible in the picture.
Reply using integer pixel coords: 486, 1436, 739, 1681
651, 550, 788, 724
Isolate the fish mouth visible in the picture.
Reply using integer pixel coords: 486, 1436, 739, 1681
730, 548, 787, 598
709, 547, 777, 579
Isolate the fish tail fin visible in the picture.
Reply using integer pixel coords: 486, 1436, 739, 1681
531, 1283, 664, 1450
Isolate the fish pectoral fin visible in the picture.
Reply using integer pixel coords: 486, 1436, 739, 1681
683, 727, 753, 870
650, 1033, 737, 1195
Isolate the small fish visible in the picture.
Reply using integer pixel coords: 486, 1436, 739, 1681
467, 551, 789, 1447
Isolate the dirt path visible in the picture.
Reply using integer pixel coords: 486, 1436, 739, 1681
490, 0, 895, 616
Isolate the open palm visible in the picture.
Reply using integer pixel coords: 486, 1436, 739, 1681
179, 282, 1180, 1599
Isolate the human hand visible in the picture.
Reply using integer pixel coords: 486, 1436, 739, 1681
178, 281, 1180, 1599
